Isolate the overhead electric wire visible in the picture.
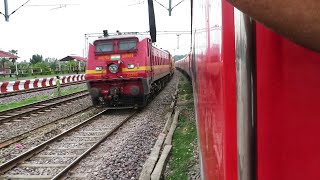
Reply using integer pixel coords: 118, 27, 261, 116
128, 0, 144, 6
153, 0, 186, 11
9, 0, 31, 16
153, 0, 167, 10
171, 0, 186, 9
25, 4, 79, 7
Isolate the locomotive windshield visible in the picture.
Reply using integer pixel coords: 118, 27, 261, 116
118, 40, 137, 51
95, 42, 113, 52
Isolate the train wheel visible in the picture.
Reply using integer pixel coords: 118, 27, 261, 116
91, 97, 100, 106
158, 81, 162, 91
142, 95, 149, 106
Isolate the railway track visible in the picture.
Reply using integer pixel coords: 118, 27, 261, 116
0, 81, 86, 99
0, 106, 95, 149
0, 109, 137, 179
0, 90, 89, 124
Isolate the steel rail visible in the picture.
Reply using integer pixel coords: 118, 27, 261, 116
0, 89, 88, 116
52, 111, 137, 179
0, 110, 108, 174
0, 110, 137, 179
0, 106, 95, 149
0, 80, 86, 98
0, 91, 89, 124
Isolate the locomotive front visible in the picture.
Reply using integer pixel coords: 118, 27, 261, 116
85, 34, 151, 108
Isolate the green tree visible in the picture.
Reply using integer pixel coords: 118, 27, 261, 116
30, 54, 43, 65
32, 61, 51, 75
0, 58, 9, 72
9, 49, 18, 65
45, 57, 58, 70
63, 60, 77, 72
17, 61, 30, 74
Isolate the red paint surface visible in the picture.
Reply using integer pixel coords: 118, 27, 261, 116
49, 79, 54, 86
86, 38, 173, 81
13, 81, 20, 91
86, 39, 150, 80
33, 79, 39, 88
86, 36, 173, 102
221, 1, 237, 179
67, 76, 71, 83
1, 82, 8, 93
176, 0, 238, 179
256, 23, 320, 180
24, 80, 30, 90
62, 77, 66, 84
41, 78, 47, 87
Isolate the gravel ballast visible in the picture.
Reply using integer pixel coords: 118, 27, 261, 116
0, 73, 202, 179
65, 74, 179, 179
0, 96, 97, 164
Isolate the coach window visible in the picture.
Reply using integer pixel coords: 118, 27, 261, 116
118, 40, 137, 51
95, 41, 113, 52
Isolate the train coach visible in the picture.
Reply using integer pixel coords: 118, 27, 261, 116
175, 0, 320, 180
85, 31, 174, 108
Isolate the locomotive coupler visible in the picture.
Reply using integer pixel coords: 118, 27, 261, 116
113, 94, 119, 101
110, 87, 120, 102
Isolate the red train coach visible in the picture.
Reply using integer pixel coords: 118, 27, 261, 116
86, 31, 174, 108
176, 0, 320, 179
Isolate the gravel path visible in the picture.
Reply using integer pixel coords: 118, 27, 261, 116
63, 74, 179, 180
0, 83, 87, 105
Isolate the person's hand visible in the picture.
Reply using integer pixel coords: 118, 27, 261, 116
226, 0, 320, 52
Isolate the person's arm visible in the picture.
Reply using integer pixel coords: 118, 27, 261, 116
227, 0, 320, 52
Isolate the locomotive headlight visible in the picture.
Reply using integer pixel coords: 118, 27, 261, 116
128, 64, 135, 69
108, 64, 119, 73
95, 66, 103, 71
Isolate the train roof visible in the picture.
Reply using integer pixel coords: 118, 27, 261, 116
95, 32, 171, 54
97, 34, 150, 41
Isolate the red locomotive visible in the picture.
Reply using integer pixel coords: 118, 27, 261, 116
85, 31, 174, 108
176, 0, 320, 179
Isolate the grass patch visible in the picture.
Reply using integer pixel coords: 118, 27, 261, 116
54, 86, 87, 97
166, 76, 197, 180
0, 95, 51, 111
167, 110, 197, 179
0, 86, 87, 112
179, 83, 193, 96
179, 77, 193, 102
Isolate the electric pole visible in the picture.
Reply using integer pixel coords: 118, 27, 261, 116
154, 0, 186, 16
169, 0, 172, 16
177, 34, 180, 49
4, 0, 9, 21
2, 0, 31, 22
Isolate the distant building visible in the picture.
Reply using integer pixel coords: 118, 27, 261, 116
0, 50, 19, 74
0, 61, 11, 73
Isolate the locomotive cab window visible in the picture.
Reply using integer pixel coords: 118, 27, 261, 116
118, 40, 137, 51
95, 41, 113, 52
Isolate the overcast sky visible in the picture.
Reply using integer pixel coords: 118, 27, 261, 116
0, 0, 191, 62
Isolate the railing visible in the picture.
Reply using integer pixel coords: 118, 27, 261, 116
0, 68, 85, 78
